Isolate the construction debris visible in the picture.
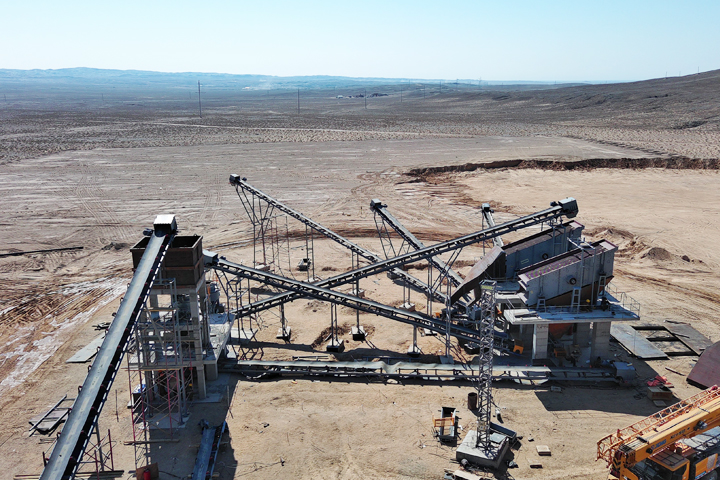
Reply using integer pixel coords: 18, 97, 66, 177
536, 445, 552, 456
28, 395, 72, 435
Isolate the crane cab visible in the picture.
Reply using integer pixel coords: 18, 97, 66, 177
628, 428, 720, 480
631, 446, 690, 480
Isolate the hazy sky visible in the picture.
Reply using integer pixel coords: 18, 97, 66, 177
3, 0, 718, 82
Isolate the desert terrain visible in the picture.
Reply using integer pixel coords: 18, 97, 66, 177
1, 70, 720, 479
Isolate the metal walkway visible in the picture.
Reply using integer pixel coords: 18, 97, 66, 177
41, 217, 176, 480
229, 175, 446, 302
218, 359, 620, 384
225, 197, 578, 317
208, 257, 489, 344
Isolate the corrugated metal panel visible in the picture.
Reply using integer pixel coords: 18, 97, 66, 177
503, 221, 584, 278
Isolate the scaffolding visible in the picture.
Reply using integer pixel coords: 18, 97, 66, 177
43, 425, 115, 477
126, 278, 192, 469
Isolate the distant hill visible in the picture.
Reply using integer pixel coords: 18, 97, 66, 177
457, 68, 720, 129
0, 67, 579, 90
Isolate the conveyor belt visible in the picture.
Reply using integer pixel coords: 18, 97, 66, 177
226, 197, 578, 317
218, 359, 619, 383
229, 175, 446, 302
41, 223, 175, 480
482, 203, 504, 247
191, 422, 227, 480
209, 258, 489, 344
370, 199, 464, 287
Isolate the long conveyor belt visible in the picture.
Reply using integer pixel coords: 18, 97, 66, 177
218, 359, 620, 384
41, 220, 176, 480
208, 257, 489, 344
227, 197, 578, 317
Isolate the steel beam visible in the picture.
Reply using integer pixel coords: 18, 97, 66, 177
482, 203, 504, 247
370, 198, 464, 286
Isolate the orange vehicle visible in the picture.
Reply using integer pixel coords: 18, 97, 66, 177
598, 386, 720, 480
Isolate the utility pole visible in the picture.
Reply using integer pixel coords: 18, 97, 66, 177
297, 88, 300, 114
423, 84, 426, 98
400, 85, 403, 103
364, 88, 367, 109
197, 81, 202, 118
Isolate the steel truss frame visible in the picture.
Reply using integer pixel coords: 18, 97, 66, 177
474, 280, 497, 449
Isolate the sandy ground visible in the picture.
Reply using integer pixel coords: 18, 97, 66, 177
1, 81, 720, 479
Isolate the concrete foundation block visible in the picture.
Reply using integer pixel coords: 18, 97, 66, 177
276, 326, 291, 340
407, 344, 422, 357
532, 324, 550, 360
399, 302, 416, 312
351, 326, 366, 341
591, 321, 612, 360
456, 429, 512, 470
326, 338, 345, 353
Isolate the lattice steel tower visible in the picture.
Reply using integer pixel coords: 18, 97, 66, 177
475, 279, 497, 449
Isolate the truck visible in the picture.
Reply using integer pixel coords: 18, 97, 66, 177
598, 386, 720, 480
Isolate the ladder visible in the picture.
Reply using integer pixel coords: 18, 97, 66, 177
536, 297, 546, 312
570, 288, 581, 313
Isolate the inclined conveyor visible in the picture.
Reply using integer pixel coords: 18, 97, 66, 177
41, 216, 177, 480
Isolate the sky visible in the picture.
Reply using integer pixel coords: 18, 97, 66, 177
2, 0, 719, 82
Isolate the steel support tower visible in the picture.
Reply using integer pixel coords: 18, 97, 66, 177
474, 280, 497, 449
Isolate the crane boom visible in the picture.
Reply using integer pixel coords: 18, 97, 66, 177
598, 386, 720, 477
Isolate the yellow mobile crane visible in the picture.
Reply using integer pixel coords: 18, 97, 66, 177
598, 386, 720, 480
